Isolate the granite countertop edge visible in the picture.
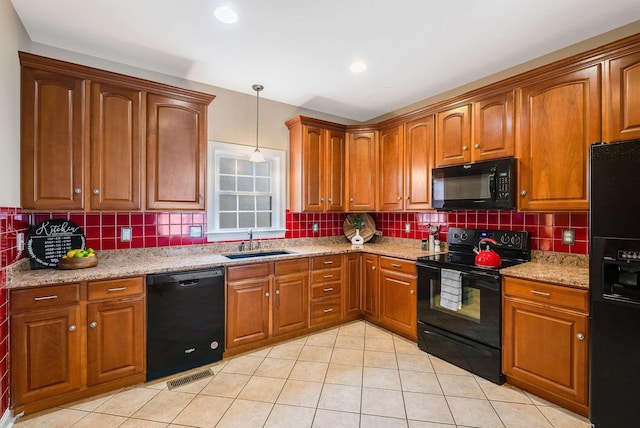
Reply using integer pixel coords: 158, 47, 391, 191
500, 251, 589, 290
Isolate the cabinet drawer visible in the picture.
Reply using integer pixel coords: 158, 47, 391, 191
275, 258, 309, 276
380, 257, 415, 276
227, 262, 272, 282
311, 282, 341, 299
11, 284, 80, 312
311, 255, 342, 270
311, 267, 342, 284
88, 277, 144, 301
504, 277, 588, 312
311, 296, 341, 325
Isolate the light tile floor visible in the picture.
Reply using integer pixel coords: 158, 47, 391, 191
15, 320, 591, 427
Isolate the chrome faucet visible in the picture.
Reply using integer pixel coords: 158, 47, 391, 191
248, 228, 253, 251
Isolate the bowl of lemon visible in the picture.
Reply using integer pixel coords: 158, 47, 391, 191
58, 248, 98, 269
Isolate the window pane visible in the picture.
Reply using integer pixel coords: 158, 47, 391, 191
220, 213, 237, 229
219, 194, 237, 211
238, 177, 253, 192
239, 213, 255, 228
256, 196, 271, 210
239, 195, 255, 210
237, 160, 253, 175
220, 175, 235, 191
220, 159, 236, 174
255, 177, 270, 192
257, 212, 272, 228
255, 162, 270, 177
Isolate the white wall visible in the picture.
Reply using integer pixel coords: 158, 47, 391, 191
0, 0, 29, 207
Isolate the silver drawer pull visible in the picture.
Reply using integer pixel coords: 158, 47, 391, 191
34, 295, 58, 301
391, 263, 402, 268
323, 308, 333, 313
323, 274, 333, 279
530, 290, 551, 297
323, 287, 334, 292
323, 261, 334, 265
107, 287, 127, 292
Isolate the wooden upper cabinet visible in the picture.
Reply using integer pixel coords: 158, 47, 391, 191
518, 65, 601, 211
346, 130, 377, 211
146, 94, 208, 210
378, 126, 404, 211
435, 104, 471, 166
405, 115, 435, 210
21, 68, 86, 210
473, 90, 515, 161
287, 117, 346, 212
90, 83, 143, 210
607, 50, 640, 141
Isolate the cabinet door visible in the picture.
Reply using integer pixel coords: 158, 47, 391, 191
343, 253, 361, 317
503, 297, 588, 407
378, 126, 404, 211
226, 278, 271, 348
11, 306, 82, 406
91, 83, 142, 210
404, 115, 435, 210
362, 254, 379, 319
518, 65, 601, 211
436, 104, 471, 166
325, 129, 346, 211
21, 68, 86, 210
347, 131, 376, 211
273, 273, 309, 336
87, 296, 145, 386
608, 50, 640, 141
379, 270, 417, 338
302, 126, 325, 212
473, 91, 515, 161
146, 93, 207, 210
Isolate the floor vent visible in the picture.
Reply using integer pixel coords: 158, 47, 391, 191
167, 369, 213, 390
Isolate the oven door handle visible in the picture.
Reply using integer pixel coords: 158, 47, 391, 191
463, 270, 502, 282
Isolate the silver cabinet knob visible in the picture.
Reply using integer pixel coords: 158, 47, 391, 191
320, 198, 324, 202
265, 292, 270, 298
462, 145, 468, 151
576, 333, 585, 341
397, 196, 402, 200
275, 290, 280, 295
371, 266, 376, 270
410, 290, 415, 295
74, 188, 81, 194
90, 321, 98, 328
328, 198, 332, 202
350, 198, 354, 202
93, 189, 100, 195
69, 324, 77, 332
520, 190, 527, 196
474, 144, 480, 149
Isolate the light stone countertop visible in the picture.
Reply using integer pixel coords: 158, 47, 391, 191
7, 237, 440, 289
500, 251, 589, 289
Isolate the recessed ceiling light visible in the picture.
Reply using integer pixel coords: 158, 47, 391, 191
349, 61, 367, 73
214, 6, 238, 24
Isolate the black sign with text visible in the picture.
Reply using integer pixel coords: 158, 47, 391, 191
26, 219, 86, 269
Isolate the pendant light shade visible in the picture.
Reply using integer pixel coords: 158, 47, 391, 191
250, 84, 265, 163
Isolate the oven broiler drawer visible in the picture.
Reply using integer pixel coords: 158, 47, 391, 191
418, 321, 504, 384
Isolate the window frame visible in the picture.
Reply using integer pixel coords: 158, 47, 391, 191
207, 141, 286, 242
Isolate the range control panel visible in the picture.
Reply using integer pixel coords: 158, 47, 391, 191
448, 227, 530, 250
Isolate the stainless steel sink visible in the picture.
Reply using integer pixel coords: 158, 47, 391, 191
224, 250, 291, 260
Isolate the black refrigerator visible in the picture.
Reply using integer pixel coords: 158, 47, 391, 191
590, 139, 640, 427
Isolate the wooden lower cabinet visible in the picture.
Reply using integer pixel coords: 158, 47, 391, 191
310, 255, 343, 326
503, 277, 589, 417
10, 277, 146, 415
362, 254, 379, 320
343, 253, 362, 318
378, 257, 417, 340
226, 260, 309, 352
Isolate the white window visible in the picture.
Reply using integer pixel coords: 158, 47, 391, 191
207, 141, 286, 241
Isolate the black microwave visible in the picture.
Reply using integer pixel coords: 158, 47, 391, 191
432, 157, 517, 210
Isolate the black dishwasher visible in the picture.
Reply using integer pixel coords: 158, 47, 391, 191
146, 268, 224, 381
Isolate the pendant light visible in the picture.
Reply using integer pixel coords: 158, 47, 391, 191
250, 84, 265, 163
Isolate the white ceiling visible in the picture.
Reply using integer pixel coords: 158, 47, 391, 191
11, 0, 640, 122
